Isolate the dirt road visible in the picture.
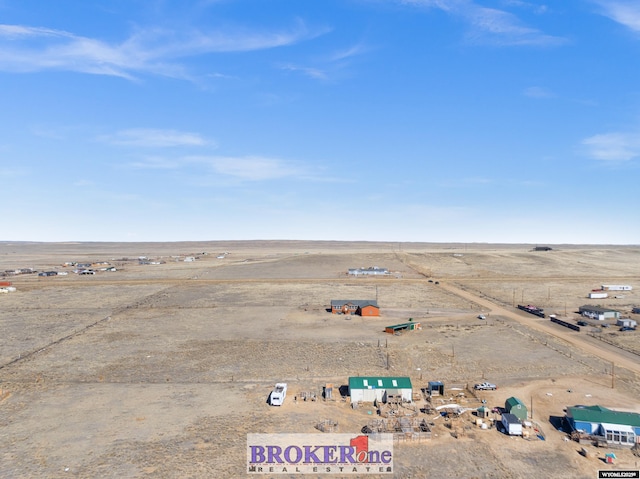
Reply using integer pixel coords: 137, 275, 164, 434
439, 281, 640, 376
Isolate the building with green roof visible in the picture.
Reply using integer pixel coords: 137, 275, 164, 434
384, 322, 421, 335
566, 405, 640, 446
348, 376, 412, 404
505, 397, 528, 421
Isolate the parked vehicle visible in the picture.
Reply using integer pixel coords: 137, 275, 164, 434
620, 327, 636, 332
477, 314, 486, 320
269, 383, 287, 406
474, 382, 497, 391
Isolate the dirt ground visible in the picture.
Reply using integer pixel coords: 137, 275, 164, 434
1, 241, 640, 478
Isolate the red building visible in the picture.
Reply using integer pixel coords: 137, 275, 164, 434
330, 300, 380, 316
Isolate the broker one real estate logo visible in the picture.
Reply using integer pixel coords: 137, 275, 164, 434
247, 433, 394, 474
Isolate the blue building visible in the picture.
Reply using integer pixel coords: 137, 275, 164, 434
566, 405, 640, 446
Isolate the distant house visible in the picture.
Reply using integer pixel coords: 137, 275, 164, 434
566, 405, 640, 446
348, 376, 412, 403
601, 285, 632, 291
331, 300, 379, 316
579, 305, 620, 321
348, 267, 389, 276
38, 271, 58, 277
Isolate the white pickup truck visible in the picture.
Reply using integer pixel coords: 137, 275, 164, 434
474, 382, 497, 391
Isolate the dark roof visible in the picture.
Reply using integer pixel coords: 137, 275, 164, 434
502, 413, 522, 424
331, 300, 379, 308
579, 305, 619, 314
567, 405, 640, 427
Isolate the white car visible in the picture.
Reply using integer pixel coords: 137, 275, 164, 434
478, 314, 486, 320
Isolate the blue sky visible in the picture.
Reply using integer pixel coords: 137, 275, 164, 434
1, 0, 639, 244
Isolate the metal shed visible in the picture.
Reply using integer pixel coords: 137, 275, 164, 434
505, 397, 528, 421
384, 321, 421, 334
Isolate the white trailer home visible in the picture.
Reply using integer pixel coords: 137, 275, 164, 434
348, 377, 413, 404
601, 285, 633, 291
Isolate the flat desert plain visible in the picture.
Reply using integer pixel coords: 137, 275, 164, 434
1, 241, 640, 479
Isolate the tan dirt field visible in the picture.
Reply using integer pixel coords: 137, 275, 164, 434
1, 241, 640, 478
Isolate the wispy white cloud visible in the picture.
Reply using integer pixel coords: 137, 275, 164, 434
100, 128, 211, 147
277, 41, 367, 82
592, 1, 640, 32
190, 155, 307, 181
582, 131, 640, 161
399, 0, 565, 46
523, 86, 554, 98
278, 63, 328, 80
328, 43, 368, 62
126, 152, 313, 181
127, 156, 183, 170
0, 20, 324, 80
502, 1, 549, 15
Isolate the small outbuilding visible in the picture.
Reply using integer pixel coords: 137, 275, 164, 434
348, 376, 412, 404
477, 406, 490, 419
427, 381, 445, 397
384, 321, 421, 334
617, 318, 637, 328
505, 397, 528, 421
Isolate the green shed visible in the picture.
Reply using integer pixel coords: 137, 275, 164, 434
505, 397, 528, 421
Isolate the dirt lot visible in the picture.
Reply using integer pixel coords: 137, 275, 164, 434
1, 241, 640, 478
